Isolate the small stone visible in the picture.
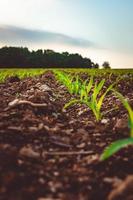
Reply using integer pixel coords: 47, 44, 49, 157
17, 159, 24, 165
38, 123, 44, 130
38, 178, 45, 184
52, 112, 59, 118
48, 181, 62, 193
53, 171, 59, 176
78, 109, 86, 116
77, 128, 88, 135
63, 129, 73, 135
29, 88, 34, 93
77, 143, 86, 149
86, 121, 95, 128
114, 118, 128, 129
39, 84, 51, 92
83, 154, 99, 165
19, 146, 40, 159
101, 119, 109, 124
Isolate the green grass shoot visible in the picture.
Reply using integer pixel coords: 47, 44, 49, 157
100, 91, 133, 161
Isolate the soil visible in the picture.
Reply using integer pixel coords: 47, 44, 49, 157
0, 71, 133, 200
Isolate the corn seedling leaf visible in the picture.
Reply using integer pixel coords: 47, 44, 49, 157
63, 99, 81, 109
100, 138, 133, 161
80, 89, 87, 101
97, 83, 114, 111
86, 76, 93, 94
113, 89, 133, 137
93, 79, 105, 101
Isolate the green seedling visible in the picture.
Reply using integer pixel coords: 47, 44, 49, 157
69, 75, 82, 95
100, 90, 133, 161
64, 77, 114, 121
54, 70, 73, 93
54, 70, 82, 95
84, 79, 114, 121
100, 138, 133, 161
80, 76, 93, 101
63, 76, 94, 109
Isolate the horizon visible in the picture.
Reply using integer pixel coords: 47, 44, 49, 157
0, 0, 133, 68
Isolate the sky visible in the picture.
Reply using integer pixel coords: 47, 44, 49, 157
0, 0, 133, 68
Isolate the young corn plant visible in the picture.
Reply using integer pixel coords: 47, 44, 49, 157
64, 77, 114, 121
54, 70, 82, 95
100, 90, 133, 161
64, 76, 93, 110
54, 70, 73, 93
86, 79, 114, 121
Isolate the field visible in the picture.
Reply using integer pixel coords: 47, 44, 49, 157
0, 68, 133, 200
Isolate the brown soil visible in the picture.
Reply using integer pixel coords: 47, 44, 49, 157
0, 71, 133, 200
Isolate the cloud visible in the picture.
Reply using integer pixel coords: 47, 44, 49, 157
0, 25, 93, 48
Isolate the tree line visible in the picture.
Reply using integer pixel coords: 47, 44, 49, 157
0, 46, 111, 68
0, 46, 100, 68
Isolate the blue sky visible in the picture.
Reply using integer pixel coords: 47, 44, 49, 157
0, 0, 133, 68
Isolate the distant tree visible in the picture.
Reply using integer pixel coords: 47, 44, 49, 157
62, 52, 69, 57
94, 63, 99, 69
0, 46, 102, 68
102, 61, 111, 69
